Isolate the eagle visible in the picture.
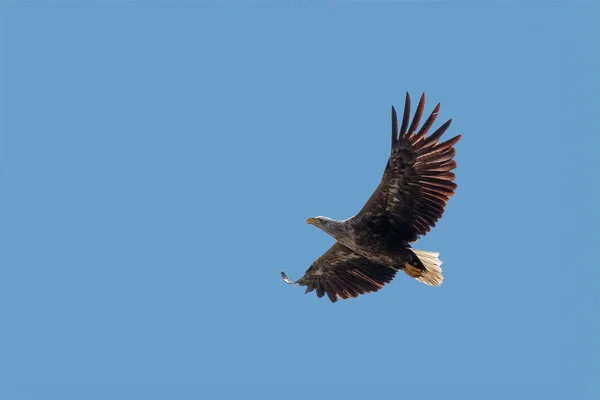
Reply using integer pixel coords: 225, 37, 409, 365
281, 93, 461, 303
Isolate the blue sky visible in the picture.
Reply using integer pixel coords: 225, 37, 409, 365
1, 2, 598, 399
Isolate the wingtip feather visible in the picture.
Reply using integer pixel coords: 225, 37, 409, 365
391, 105, 398, 150
281, 270, 297, 285
400, 92, 411, 137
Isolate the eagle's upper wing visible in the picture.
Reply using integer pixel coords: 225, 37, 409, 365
353, 93, 461, 243
281, 242, 397, 303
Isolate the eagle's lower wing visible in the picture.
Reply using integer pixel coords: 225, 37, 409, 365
354, 93, 461, 243
281, 242, 397, 303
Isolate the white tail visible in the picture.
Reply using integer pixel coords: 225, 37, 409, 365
412, 249, 444, 286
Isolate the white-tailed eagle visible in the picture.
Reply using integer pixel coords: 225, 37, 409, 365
281, 93, 461, 303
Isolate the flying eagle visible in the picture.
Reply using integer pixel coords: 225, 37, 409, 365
281, 93, 461, 303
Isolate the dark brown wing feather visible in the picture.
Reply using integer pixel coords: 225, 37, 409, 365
354, 92, 461, 242
281, 243, 397, 303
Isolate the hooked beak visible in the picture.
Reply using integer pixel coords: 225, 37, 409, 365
306, 217, 317, 225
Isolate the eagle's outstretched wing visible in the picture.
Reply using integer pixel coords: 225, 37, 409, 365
281, 243, 397, 303
353, 93, 461, 243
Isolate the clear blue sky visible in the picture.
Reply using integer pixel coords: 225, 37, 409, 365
1, 2, 598, 399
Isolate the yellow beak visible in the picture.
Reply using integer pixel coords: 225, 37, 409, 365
306, 217, 317, 225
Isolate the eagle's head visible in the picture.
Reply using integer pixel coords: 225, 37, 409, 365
306, 216, 346, 239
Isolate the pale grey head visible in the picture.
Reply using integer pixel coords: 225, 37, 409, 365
306, 216, 350, 241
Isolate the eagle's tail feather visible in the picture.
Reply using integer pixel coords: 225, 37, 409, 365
412, 249, 443, 286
